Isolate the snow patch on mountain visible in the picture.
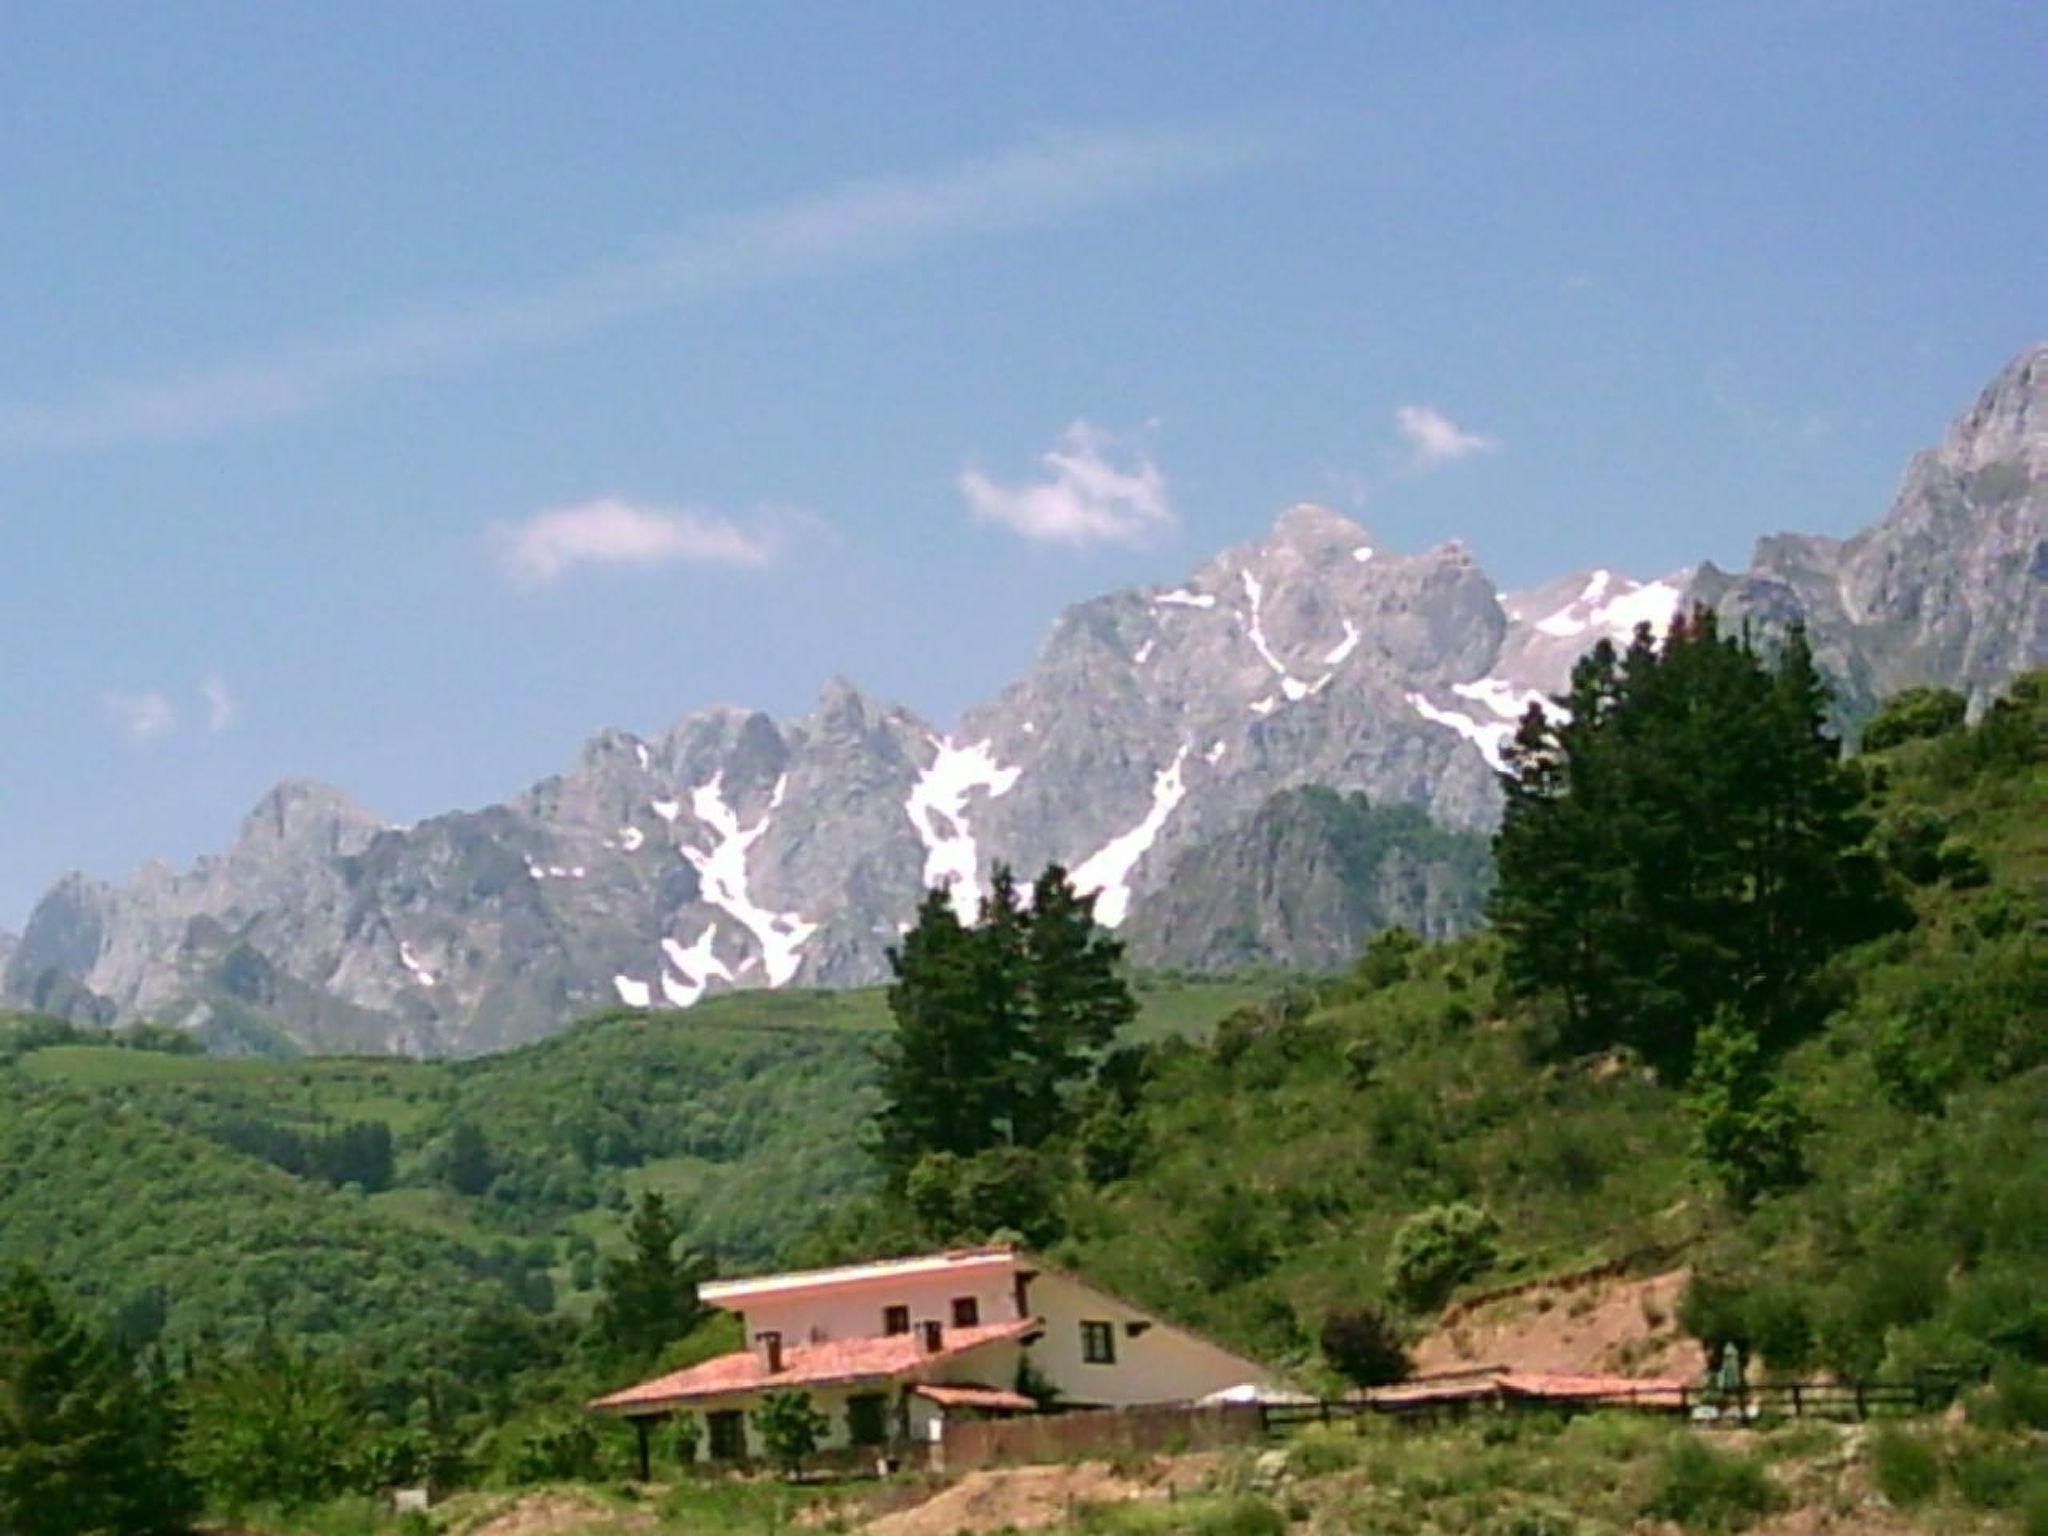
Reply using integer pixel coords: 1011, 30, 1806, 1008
1533, 570, 1685, 643
680, 774, 818, 987
1071, 745, 1191, 927
613, 975, 652, 1007
618, 826, 645, 852
1323, 619, 1362, 667
660, 926, 731, 1007
1156, 588, 1217, 609
651, 799, 681, 823
398, 941, 436, 988
904, 738, 1023, 922
1407, 693, 1516, 772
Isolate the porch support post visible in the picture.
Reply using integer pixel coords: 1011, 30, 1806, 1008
634, 1416, 652, 1481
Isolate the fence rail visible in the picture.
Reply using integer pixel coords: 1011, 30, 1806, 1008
1258, 1374, 1960, 1434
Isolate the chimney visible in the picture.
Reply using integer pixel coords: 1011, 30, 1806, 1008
756, 1330, 783, 1374
920, 1320, 944, 1354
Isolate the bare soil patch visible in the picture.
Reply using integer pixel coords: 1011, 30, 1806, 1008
862, 1455, 1217, 1536
1414, 1266, 1706, 1381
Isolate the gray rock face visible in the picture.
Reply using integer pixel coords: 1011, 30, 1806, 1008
1690, 341, 2046, 713
1120, 786, 1492, 973
7, 343, 2042, 1053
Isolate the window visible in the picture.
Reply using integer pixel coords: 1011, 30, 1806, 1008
1081, 1320, 1117, 1365
951, 1296, 980, 1328
707, 1409, 747, 1461
883, 1304, 911, 1336
847, 1392, 890, 1447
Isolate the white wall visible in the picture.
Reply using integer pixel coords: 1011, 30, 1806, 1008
1023, 1268, 1278, 1408
736, 1260, 1023, 1345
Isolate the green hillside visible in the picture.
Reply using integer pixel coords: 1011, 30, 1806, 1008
0, 971, 1274, 1362
1028, 673, 2047, 1382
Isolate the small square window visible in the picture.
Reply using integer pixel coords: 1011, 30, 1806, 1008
1081, 1319, 1117, 1365
951, 1296, 980, 1328
883, 1304, 911, 1336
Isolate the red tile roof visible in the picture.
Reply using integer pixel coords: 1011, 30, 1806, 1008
911, 1384, 1037, 1413
588, 1318, 1038, 1414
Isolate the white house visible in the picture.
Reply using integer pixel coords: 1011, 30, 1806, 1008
588, 1245, 1283, 1469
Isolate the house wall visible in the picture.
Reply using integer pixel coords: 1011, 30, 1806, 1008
1024, 1270, 1277, 1408
734, 1260, 1023, 1346
660, 1383, 898, 1465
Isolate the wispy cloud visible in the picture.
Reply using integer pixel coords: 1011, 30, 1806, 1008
201, 674, 236, 732
0, 125, 1261, 454
104, 691, 178, 745
1394, 404, 1500, 471
495, 498, 790, 589
960, 421, 1174, 547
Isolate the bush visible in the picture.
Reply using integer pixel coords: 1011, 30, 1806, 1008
1862, 687, 1968, 752
1971, 1362, 2048, 1432
1952, 1439, 2032, 1510
1868, 1427, 1939, 1508
1387, 1202, 1500, 1310
1190, 1495, 1285, 1536
1319, 1304, 1412, 1388
1641, 1437, 1780, 1532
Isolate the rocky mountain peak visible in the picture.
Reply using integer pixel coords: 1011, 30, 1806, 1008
235, 780, 382, 858
1940, 339, 2046, 476
8, 343, 2038, 1053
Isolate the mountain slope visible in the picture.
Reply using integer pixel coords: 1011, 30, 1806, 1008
7, 343, 2041, 1052
1121, 787, 1492, 971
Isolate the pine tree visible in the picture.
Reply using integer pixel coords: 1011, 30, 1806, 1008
593, 1191, 712, 1366
1015, 864, 1135, 1148
973, 864, 1033, 1144
0, 1265, 198, 1536
875, 863, 1137, 1181
875, 887, 998, 1178
1492, 608, 1902, 1076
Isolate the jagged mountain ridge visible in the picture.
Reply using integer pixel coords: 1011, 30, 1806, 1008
7, 342, 2042, 1054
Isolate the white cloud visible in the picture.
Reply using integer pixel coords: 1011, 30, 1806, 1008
960, 422, 1174, 547
0, 125, 1261, 454
104, 691, 178, 745
1394, 404, 1500, 470
200, 674, 236, 732
496, 498, 786, 589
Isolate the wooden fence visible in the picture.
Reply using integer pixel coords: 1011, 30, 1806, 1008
940, 1402, 1266, 1473
1258, 1375, 1958, 1434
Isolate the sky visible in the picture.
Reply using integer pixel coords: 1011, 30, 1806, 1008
2, 1, 2042, 927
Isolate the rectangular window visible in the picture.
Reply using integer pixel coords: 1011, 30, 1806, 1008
883, 1304, 911, 1336
846, 1392, 890, 1447
1081, 1319, 1117, 1365
707, 1409, 747, 1460
951, 1296, 980, 1328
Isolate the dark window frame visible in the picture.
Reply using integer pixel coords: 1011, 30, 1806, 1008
1080, 1319, 1117, 1365
707, 1408, 747, 1460
951, 1295, 981, 1328
883, 1304, 912, 1336
846, 1392, 890, 1447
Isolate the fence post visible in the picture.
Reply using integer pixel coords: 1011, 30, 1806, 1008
1855, 1383, 1867, 1421
1791, 1384, 1802, 1419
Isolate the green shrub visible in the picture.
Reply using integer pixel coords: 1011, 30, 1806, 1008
1952, 1440, 2031, 1510
1641, 1437, 1780, 1532
1971, 1362, 2048, 1431
1868, 1427, 1939, 1508
1387, 1202, 1500, 1310
1319, 1304, 1412, 1388
1862, 686, 1968, 752
1190, 1495, 1285, 1536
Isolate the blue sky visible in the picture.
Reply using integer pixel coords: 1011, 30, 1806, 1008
3, 0, 2042, 926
